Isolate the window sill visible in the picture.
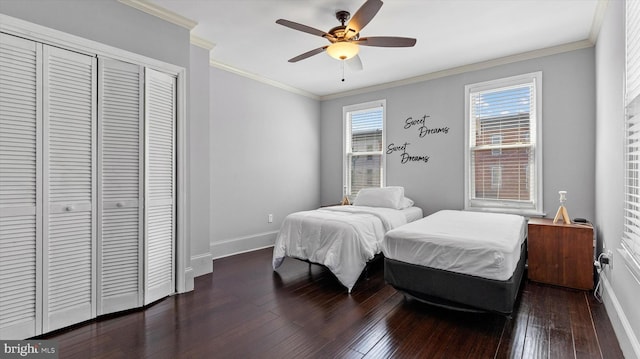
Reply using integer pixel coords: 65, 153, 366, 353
617, 248, 640, 285
465, 206, 546, 218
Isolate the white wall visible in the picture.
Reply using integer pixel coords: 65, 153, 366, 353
595, 1, 640, 357
209, 67, 320, 258
321, 48, 596, 221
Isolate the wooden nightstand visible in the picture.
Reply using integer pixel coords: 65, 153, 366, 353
527, 218, 594, 290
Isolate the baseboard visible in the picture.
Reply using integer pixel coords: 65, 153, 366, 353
191, 252, 213, 277
183, 266, 194, 292
211, 231, 278, 260
601, 275, 640, 359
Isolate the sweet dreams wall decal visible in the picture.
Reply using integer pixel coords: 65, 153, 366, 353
388, 114, 450, 165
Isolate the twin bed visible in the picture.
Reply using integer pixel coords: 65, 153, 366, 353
273, 187, 527, 314
383, 210, 527, 314
272, 187, 422, 292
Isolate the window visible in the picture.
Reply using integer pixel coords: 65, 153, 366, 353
623, 0, 640, 270
344, 100, 385, 198
464, 72, 542, 214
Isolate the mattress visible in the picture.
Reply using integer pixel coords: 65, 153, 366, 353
382, 210, 527, 281
273, 205, 423, 292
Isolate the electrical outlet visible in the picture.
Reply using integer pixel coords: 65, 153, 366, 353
600, 250, 613, 269
268, 214, 273, 223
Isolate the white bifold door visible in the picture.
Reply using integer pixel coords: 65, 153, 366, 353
0, 33, 42, 340
0, 34, 98, 336
41, 44, 97, 333
144, 69, 176, 305
97, 58, 144, 315
0, 32, 177, 338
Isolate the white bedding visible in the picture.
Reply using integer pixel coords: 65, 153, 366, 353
272, 205, 423, 292
382, 210, 526, 281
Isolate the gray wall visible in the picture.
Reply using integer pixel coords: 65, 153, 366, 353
189, 44, 212, 276
595, 0, 640, 357
0, 0, 189, 69
209, 67, 320, 258
321, 48, 596, 221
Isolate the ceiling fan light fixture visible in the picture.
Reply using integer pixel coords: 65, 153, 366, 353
327, 41, 359, 60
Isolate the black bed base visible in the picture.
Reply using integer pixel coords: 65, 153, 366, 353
384, 241, 527, 315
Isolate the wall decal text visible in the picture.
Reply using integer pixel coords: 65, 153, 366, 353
387, 142, 430, 164
404, 115, 450, 138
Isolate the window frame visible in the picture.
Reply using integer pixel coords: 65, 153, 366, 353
622, 0, 640, 278
491, 165, 502, 188
464, 72, 543, 215
343, 99, 386, 199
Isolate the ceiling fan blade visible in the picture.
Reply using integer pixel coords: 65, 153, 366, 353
276, 19, 334, 40
288, 46, 329, 63
346, 55, 363, 71
356, 36, 417, 47
344, 0, 383, 39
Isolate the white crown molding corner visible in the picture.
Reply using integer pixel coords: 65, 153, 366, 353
589, 0, 610, 44
118, 0, 197, 30
209, 59, 321, 100
190, 34, 215, 51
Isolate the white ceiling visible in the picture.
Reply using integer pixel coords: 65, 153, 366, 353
145, 0, 602, 98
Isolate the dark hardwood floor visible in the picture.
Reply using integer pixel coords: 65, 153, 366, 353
43, 248, 624, 358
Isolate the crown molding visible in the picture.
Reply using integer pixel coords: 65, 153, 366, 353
118, 0, 197, 30
209, 60, 320, 100
320, 40, 594, 101
190, 34, 215, 50
210, 39, 592, 102
589, 0, 609, 44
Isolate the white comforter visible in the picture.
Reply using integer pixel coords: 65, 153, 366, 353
272, 205, 410, 292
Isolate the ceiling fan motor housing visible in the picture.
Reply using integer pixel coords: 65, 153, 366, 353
336, 10, 350, 24
329, 11, 354, 40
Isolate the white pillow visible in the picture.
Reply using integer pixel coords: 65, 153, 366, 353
400, 197, 414, 209
353, 186, 405, 209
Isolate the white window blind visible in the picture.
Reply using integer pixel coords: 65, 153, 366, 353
623, 0, 640, 268
465, 72, 542, 214
344, 100, 385, 197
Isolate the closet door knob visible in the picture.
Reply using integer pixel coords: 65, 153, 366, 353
116, 202, 124, 208
65, 206, 74, 212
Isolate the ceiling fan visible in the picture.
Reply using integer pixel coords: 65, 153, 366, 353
276, 0, 416, 70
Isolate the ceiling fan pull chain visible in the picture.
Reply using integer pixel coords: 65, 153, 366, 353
341, 60, 345, 82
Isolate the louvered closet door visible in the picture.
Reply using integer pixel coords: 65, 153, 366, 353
144, 69, 175, 304
0, 33, 42, 339
97, 58, 144, 315
42, 45, 97, 332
